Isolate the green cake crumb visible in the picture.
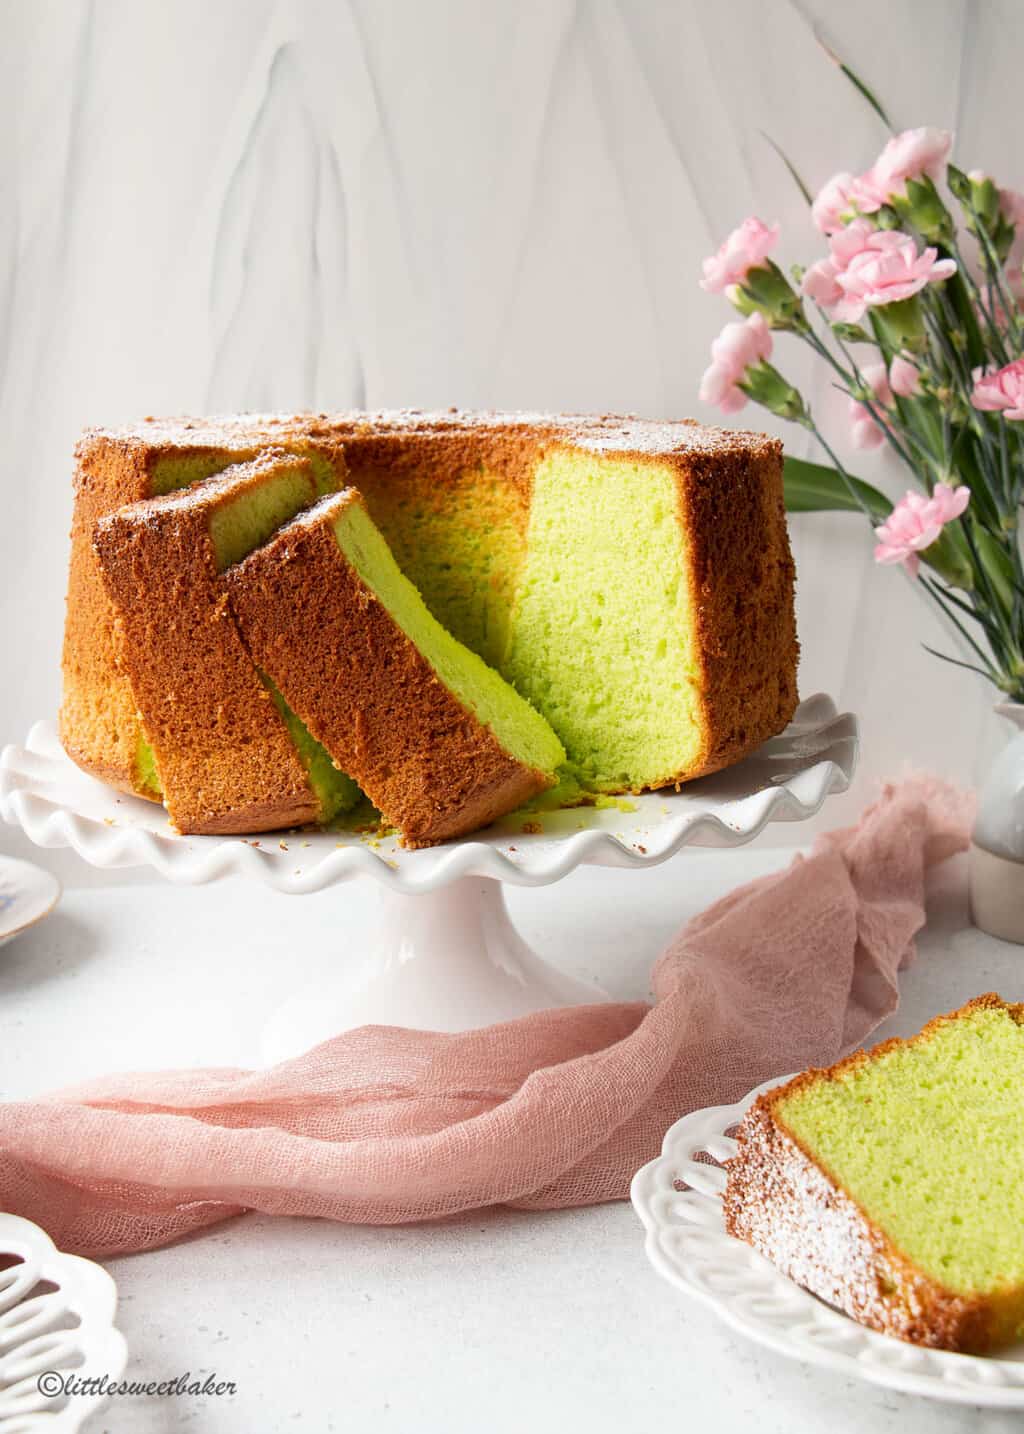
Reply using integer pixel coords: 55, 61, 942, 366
778, 1002, 1024, 1296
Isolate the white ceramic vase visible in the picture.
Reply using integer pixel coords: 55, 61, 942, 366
970, 703, 1024, 943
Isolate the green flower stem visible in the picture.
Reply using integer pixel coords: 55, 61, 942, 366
940, 257, 995, 368
797, 318, 920, 471
998, 414, 1013, 511
968, 218, 1022, 349
795, 413, 879, 523
920, 576, 1004, 680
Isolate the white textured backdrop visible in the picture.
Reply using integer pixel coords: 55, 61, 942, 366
0, 0, 1012, 866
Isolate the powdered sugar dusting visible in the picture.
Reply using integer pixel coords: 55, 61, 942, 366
725, 1099, 982, 1350
99, 449, 317, 529
81, 409, 778, 462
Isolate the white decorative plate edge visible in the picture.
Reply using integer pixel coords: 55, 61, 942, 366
630, 1078, 1024, 1408
0, 695, 858, 894
0, 858, 61, 950
0, 1212, 127, 1431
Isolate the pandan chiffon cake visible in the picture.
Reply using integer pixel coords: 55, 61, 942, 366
724, 995, 1024, 1353
93, 451, 359, 835
62, 409, 798, 839
225, 489, 565, 848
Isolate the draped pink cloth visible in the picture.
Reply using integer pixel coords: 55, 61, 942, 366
0, 777, 972, 1258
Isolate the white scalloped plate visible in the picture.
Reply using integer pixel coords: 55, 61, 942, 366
631, 1078, 1024, 1408
0, 1212, 127, 1431
0, 694, 857, 895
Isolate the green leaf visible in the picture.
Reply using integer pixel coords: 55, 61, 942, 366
759, 131, 813, 206
815, 37, 893, 131
783, 455, 892, 520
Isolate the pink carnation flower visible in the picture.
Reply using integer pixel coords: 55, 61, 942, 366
889, 352, 921, 397
848, 362, 893, 450
867, 127, 953, 204
808, 130, 949, 234
812, 172, 857, 234
801, 222, 877, 312
698, 312, 773, 413
874, 484, 970, 577
802, 219, 956, 323
802, 221, 875, 307
701, 217, 779, 294
813, 170, 892, 231
971, 357, 1024, 420
802, 255, 844, 307
835, 231, 956, 322
848, 171, 888, 215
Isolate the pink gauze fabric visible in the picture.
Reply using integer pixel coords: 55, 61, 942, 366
0, 776, 973, 1258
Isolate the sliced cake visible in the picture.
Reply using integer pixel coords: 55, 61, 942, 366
62, 411, 797, 810
93, 451, 359, 834
61, 416, 348, 799
724, 995, 1024, 1352
224, 488, 566, 847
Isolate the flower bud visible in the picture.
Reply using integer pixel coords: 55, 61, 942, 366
873, 296, 927, 353
732, 260, 806, 329
991, 212, 1016, 265
739, 361, 808, 421
967, 171, 1000, 231
947, 163, 971, 203
950, 166, 1015, 262
921, 528, 974, 589
888, 177, 954, 244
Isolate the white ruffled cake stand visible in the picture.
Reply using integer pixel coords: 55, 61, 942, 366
0, 695, 857, 1061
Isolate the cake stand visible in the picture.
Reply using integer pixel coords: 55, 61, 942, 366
0, 695, 857, 1061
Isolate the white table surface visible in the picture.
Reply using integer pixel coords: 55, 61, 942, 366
2, 843, 1021, 1434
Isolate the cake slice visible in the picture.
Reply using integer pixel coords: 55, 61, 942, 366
498, 430, 794, 795
724, 995, 1024, 1352
93, 451, 359, 834
225, 488, 566, 847
61, 416, 348, 799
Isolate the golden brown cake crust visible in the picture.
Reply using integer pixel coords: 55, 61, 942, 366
224, 490, 554, 848
674, 437, 798, 781
61, 433, 162, 794
92, 452, 327, 835
723, 995, 1024, 1353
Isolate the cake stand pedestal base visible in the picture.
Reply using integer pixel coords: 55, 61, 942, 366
260, 876, 609, 1063
0, 701, 858, 1064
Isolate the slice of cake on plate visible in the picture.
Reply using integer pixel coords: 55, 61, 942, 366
225, 488, 566, 847
724, 994, 1024, 1352
93, 451, 359, 835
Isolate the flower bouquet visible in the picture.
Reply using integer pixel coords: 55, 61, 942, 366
699, 115, 1024, 704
